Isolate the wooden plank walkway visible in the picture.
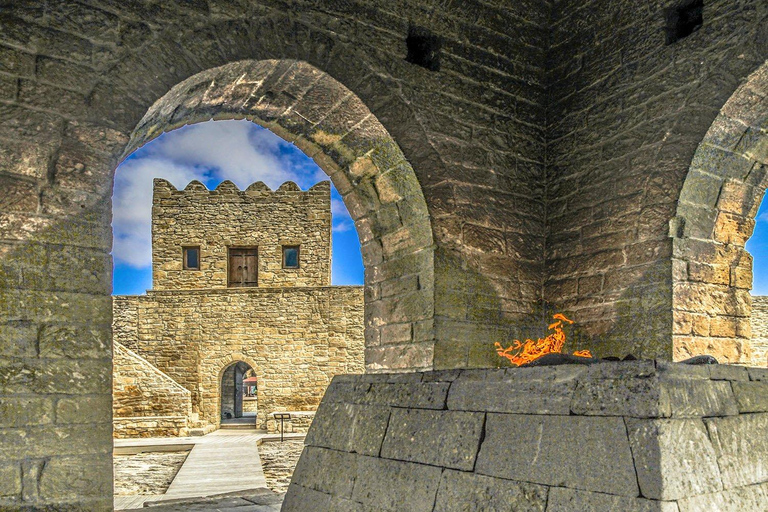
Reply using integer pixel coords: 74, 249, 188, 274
152, 429, 268, 502
115, 428, 274, 510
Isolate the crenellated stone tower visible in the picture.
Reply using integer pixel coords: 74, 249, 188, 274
112, 179, 363, 436
151, 178, 331, 290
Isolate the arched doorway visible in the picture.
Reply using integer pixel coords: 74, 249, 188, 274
672, 60, 768, 366
220, 361, 256, 425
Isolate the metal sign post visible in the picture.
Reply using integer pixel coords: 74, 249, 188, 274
273, 413, 291, 442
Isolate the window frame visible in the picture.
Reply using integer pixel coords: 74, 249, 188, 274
182, 246, 201, 270
282, 245, 300, 269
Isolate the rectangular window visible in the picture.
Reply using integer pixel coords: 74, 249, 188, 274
229, 247, 258, 287
282, 245, 300, 269
183, 246, 200, 270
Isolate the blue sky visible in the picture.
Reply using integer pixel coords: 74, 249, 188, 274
112, 120, 363, 295
747, 195, 768, 295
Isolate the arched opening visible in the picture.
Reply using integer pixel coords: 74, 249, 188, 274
672, 60, 768, 366
123, 59, 435, 372
220, 361, 255, 425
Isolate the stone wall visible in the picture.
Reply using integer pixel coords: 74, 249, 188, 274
152, 179, 331, 290
544, 0, 767, 362
285, 363, 768, 511
750, 296, 768, 367
1, 1, 767, 509
112, 341, 192, 438
113, 286, 364, 432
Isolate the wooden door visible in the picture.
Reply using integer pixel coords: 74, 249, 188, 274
228, 247, 258, 287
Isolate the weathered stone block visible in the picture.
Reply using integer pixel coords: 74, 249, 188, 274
546, 488, 680, 512
748, 367, 768, 381
351, 456, 442, 512
676, 482, 768, 512
321, 381, 371, 405
380, 408, 484, 470
662, 379, 738, 418
305, 402, 390, 456
290, 446, 358, 498
571, 377, 665, 417
282, 484, 333, 512
476, 414, 639, 496
626, 418, 722, 500
434, 469, 548, 512
0, 424, 112, 460
705, 413, 768, 488
708, 365, 749, 381
361, 381, 449, 409
731, 381, 768, 413
448, 366, 584, 414
0, 461, 21, 498
38, 455, 112, 500
0, 397, 54, 427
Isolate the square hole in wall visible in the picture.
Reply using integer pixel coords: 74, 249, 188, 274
406, 25, 441, 71
666, 0, 703, 45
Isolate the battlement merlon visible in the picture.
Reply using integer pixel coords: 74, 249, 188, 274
150, 178, 332, 290
152, 178, 331, 200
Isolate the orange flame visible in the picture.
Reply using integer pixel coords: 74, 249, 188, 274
495, 313, 592, 366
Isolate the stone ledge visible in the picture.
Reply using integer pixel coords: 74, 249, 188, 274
730, 381, 768, 412
547, 488, 681, 512
289, 365, 768, 511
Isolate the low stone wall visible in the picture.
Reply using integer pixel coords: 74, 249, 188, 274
750, 296, 768, 367
267, 411, 314, 434
285, 362, 768, 511
113, 342, 192, 438
113, 416, 188, 438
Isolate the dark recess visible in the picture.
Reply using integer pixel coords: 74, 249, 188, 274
666, 0, 703, 45
406, 25, 441, 71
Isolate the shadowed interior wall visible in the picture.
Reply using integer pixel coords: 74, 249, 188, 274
0, 1, 767, 509
545, 0, 767, 360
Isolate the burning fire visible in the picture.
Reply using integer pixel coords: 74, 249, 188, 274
495, 313, 592, 366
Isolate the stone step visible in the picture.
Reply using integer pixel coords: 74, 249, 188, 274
219, 423, 259, 430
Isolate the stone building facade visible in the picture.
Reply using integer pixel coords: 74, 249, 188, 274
112, 179, 364, 435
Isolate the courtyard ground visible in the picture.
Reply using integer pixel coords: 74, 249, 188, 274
114, 430, 303, 510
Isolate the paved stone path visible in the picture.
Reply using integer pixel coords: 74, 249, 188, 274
115, 429, 302, 510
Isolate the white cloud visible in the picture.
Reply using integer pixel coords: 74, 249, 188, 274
113, 158, 206, 267
333, 221, 354, 233
140, 120, 293, 189
331, 198, 355, 234
112, 120, 354, 269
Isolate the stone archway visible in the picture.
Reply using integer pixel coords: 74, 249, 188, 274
124, 59, 435, 372
672, 60, 768, 365
218, 360, 256, 424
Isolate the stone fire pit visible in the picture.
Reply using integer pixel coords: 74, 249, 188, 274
283, 361, 768, 511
